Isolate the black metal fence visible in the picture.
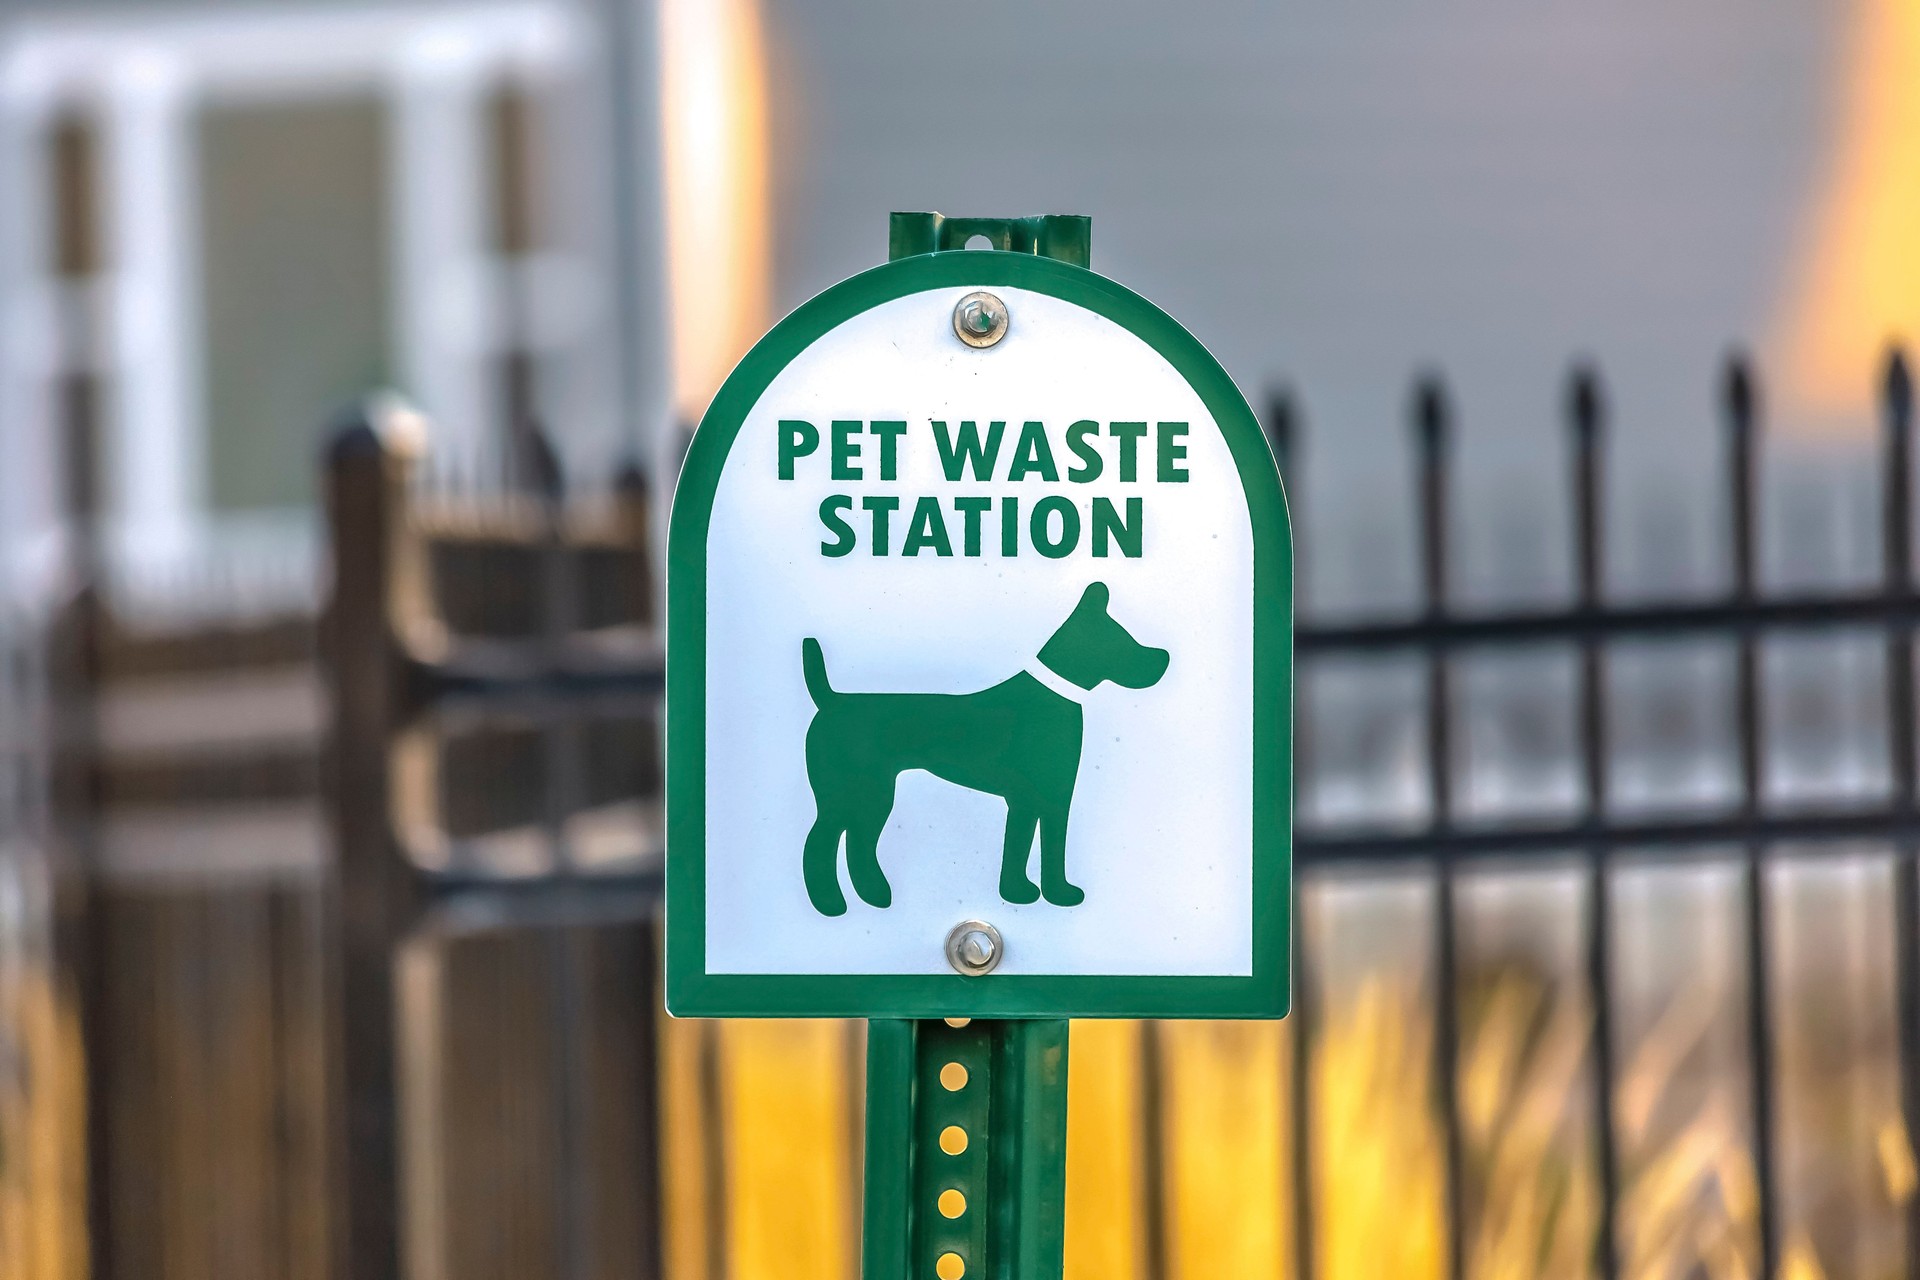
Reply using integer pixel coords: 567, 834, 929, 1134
1283, 348, 1920, 1280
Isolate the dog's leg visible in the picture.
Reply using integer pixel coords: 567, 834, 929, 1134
803, 819, 848, 916
843, 802, 895, 909
1038, 802, 1085, 907
998, 806, 1041, 904
832, 773, 896, 909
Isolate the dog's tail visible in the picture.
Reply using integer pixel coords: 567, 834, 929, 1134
802, 637, 833, 706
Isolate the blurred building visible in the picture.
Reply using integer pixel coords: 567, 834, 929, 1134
4, 0, 1915, 620
0, 0, 674, 620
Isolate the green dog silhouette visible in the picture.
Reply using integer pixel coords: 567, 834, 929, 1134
799, 582, 1170, 916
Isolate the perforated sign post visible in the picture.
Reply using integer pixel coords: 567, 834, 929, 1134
666, 213, 1292, 1279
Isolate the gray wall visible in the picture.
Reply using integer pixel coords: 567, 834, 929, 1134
763, 1, 1852, 610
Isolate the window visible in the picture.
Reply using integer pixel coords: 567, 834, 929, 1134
0, 2, 625, 614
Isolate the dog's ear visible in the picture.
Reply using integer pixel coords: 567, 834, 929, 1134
1080, 581, 1110, 610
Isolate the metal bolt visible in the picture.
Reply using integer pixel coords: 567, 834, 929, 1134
944, 919, 1004, 976
952, 291, 1009, 349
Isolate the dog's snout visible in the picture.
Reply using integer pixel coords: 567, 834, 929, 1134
1144, 646, 1170, 683
1114, 643, 1169, 690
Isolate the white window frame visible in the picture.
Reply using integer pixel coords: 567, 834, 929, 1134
0, 2, 587, 611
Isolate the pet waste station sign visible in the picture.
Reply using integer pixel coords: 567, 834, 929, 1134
665, 213, 1291, 1280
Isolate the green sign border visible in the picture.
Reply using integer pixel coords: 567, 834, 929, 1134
666, 250, 1293, 1019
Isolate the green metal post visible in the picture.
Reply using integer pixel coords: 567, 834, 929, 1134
861, 214, 1089, 1280
862, 1019, 1071, 1280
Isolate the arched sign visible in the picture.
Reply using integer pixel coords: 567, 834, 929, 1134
667, 246, 1291, 1019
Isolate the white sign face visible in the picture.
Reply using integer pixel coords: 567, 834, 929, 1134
667, 251, 1290, 1020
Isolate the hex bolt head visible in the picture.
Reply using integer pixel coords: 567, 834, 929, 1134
944, 919, 1004, 976
952, 291, 1009, 349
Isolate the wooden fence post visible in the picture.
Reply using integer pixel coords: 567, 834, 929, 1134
323, 402, 427, 1280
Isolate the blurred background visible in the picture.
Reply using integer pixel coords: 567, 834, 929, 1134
4, 1, 1920, 1278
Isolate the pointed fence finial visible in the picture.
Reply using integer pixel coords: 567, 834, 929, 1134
1413, 373, 1449, 454
1886, 345, 1912, 434
1721, 350, 1759, 598
1264, 386, 1298, 484
1567, 362, 1606, 604
1569, 362, 1603, 443
1883, 345, 1912, 589
523, 422, 565, 505
1722, 350, 1757, 435
1411, 372, 1451, 612
616, 455, 651, 496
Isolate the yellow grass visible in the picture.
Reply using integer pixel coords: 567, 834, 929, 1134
658, 955, 1916, 1280
0, 964, 88, 1280
4, 928, 1912, 1280
718, 1020, 859, 1280
1312, 981, 1449, 1279
1064, 1019, 1148, 1280
1156, 1019, 1290, 1279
